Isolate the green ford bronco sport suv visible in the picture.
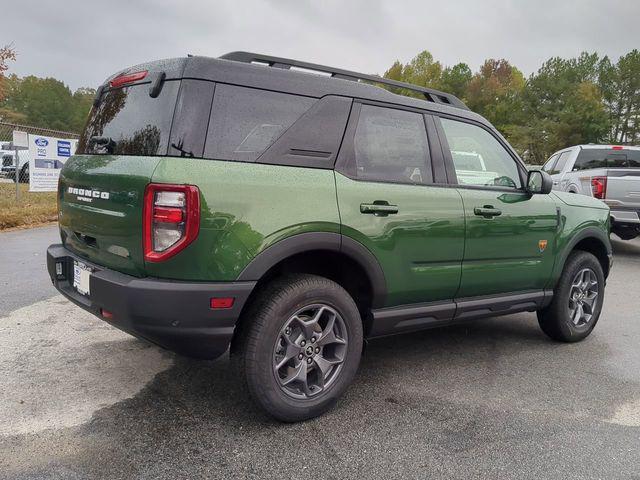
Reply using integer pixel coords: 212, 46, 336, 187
47, 52, 612, 421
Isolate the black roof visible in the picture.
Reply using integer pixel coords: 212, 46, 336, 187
104, 53, 490, 128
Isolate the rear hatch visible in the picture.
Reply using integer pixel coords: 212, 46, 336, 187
59, 59, 186, 276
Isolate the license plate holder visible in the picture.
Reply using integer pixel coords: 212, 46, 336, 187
73, 261, 92, 296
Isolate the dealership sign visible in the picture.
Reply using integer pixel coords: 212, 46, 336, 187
27, 134, 78, 192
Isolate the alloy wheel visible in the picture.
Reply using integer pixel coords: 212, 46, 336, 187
568, 268, 599, 327
273, 304, 348, 399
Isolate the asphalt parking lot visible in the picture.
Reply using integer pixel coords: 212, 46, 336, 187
0, 226, 639, 479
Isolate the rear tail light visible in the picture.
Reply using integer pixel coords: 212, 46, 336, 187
591, 176, 608, 199
143, 184, 200, 262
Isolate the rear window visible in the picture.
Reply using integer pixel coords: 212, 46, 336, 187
77, 80, 180, 156
203, 85, 314, 162
574, 148, 640, 170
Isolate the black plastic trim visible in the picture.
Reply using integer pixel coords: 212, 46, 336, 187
236, 232, 387, 307
424, 114, 448, 184
257, 96, 352, 169
369, 290, 552, 338
47, 244, 255, 360
556, 226, 613, 280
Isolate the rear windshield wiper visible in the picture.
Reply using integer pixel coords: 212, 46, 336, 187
171, 141, 194, 158
88, 136, 116, 154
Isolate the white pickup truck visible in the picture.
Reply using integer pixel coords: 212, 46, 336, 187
542, 144, 640, 240
0, 145, 31, 183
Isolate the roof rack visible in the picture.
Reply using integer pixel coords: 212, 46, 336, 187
220, 51, 469, 111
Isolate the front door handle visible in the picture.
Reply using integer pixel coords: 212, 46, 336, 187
474, 206, 502, 218
360, 202, 399, 216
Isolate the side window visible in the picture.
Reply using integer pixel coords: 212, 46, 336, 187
542, 154, 560, 173
168, 80, 215, 158
353, 105, 431, 184
204, 85, 314, 162
440, 118, 522, 189
548, 151, 571, 174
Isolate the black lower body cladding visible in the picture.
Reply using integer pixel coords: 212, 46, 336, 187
46, 244, 255, 359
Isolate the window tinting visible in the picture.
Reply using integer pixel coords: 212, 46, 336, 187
574, 148, 640, 170
168, 80, 215, 158
204, 85, 314, 162
78, 80, 180, 156
440, 118, 522, 189
353, 105, 431, 184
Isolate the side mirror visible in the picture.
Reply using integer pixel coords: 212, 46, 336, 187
527, 170, 553, 194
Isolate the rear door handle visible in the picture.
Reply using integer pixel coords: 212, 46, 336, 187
360, 202, 399, 216
474, 206, 502, 218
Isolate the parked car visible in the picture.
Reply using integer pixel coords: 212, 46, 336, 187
450, 150, 500, 186
0, 148, 31, 183
543, 145, 640, 240
47, 52, 612, 421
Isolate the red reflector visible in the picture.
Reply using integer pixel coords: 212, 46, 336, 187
210, 297, 234, 309
110, 70, 148, 88
612, 146, 624, 150
153, 206, 183, 223
101, 309, 114, 319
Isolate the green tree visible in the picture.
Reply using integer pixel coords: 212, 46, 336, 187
4, 76, 75, 130
466, 59, 525, 131
440, 63, 472, 100
0, 75, 95, 132
521, 53, 609, 162
383, 50, 443, 98
598, 50, 640, 144
70, 87, 96, 132
0, 43, 16, 102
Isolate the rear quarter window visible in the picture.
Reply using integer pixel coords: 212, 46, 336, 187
203, 85, 314, 162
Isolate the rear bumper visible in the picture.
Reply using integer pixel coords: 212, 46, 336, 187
610, 208, 640, 225
47, 244, 255, 359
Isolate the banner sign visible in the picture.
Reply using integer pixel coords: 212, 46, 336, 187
27, 134, 77, 192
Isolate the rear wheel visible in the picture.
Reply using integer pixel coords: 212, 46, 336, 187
538, 251, 604, 342
233, 274, 363, 422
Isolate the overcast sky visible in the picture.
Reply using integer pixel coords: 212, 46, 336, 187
5, 0, 640, 91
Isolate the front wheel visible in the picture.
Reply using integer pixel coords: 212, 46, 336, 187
233, 274, 363, 422
538, 251, 605, 342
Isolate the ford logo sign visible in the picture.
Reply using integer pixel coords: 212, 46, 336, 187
35, 138, 49, 147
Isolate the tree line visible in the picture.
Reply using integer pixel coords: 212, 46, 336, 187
0, 43, 638, 163
0, 75, 95, 134
383, 49, 640, 163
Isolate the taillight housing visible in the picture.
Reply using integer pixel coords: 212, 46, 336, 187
143, 184, 200, 262
591, 176, 607, 199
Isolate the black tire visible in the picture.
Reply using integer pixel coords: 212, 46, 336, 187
232, 274, 363, 422
537, 251, 605, 342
